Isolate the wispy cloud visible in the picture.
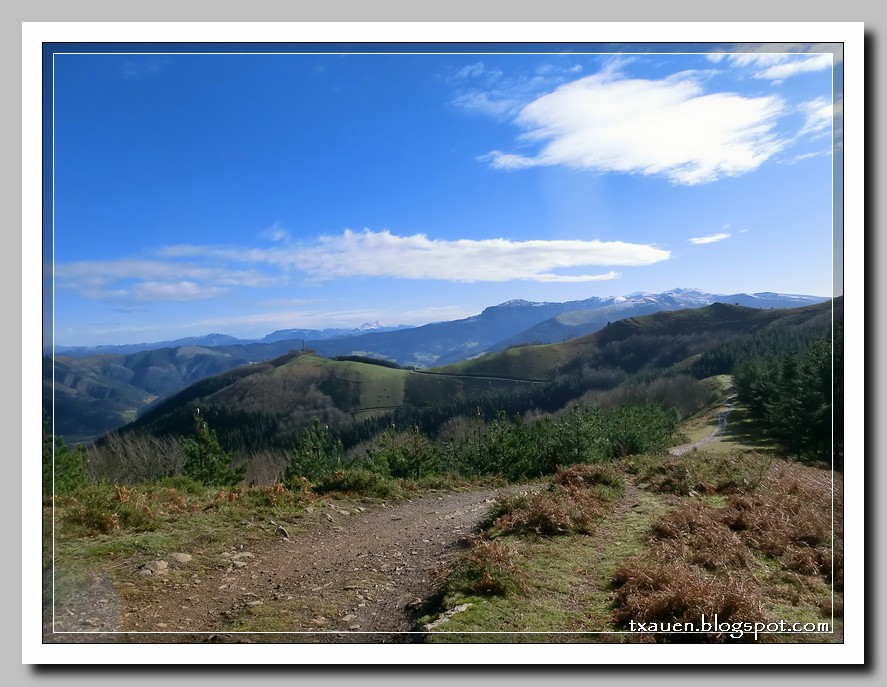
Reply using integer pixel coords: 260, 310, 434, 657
293, 230, 658, 282
166, 229, 670, 282
455, 62, 486, 79
688, 233, 731, 245
53, 228, 670, 304
797, 96, 835, 139
482, 71, 787, 185
260, 222, 290, 243
130, 281, 229, 302
258, 297, 322, 308
51, 258, 278, 302
172, 229, 669, 284
707, 44, 839, 84
449, 60, 588, 121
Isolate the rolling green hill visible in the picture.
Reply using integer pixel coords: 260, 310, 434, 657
46, 291, 832, 443
122, 350, 528, 450
114, 298, 839, 452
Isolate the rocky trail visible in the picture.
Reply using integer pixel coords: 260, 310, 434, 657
46, 418, 715, 645
47, 484, 539, 644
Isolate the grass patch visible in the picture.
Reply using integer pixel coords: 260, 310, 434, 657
312, 469, 500, 500
488, 487, 608, 537
675, 395, 777, 456
713, 406, 779, 454
423, 475, 671, 641
553, 463, 625, 496
50, 481, 313, 572
698, 375, 734, 398
52, 483, 205, 537
425, 453, 841, 644
626, 451, 773, 496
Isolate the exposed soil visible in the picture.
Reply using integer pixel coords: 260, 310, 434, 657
45, 484, 539, 644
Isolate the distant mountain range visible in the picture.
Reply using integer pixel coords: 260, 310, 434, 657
304, 289, 828, 367
47, 322, 412, 357
122, 297, 839, 453
43, 288, 830, 442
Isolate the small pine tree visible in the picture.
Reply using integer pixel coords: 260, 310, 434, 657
284, 418, 344, 487
42, 418, 88, 496
403, 425, 436, 480
181, 415, 245, 486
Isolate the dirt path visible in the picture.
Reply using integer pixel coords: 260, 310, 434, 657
48, 484, 538, 644
668, 404, 732, 456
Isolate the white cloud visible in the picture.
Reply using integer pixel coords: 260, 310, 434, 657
797, 96, 835, 138
53, 227, 670, 306
450, 62, 588, 120
710, 50, 834, 81
785, 150, 831, 164
688, 233, 731, 245
483, 72, 787, 185
452, 91, 523, 119
289, 229, 666, 283
52, 258, 278, 302
161, 229, 669, 283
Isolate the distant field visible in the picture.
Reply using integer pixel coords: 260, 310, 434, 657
247, 353, 525, 420
432, 344, 563, 381
272, 353, 409, 414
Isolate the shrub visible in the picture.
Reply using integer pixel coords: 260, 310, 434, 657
153, 474, 206, 496
242, 448, 290, 486
313, 468, 402, 499
491, 485, 608, 536
361, 426, 438, 480
57, 484, 161, 536
553, 463, 625, 497
240, 482, 308, 509
86, 432, 185, 484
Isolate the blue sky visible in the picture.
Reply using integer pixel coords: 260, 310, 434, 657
44, 43, 842, 346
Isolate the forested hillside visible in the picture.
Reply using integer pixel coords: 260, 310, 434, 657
75, 298, 842, 471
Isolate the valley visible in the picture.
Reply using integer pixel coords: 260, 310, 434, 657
44, 289, 829, 444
